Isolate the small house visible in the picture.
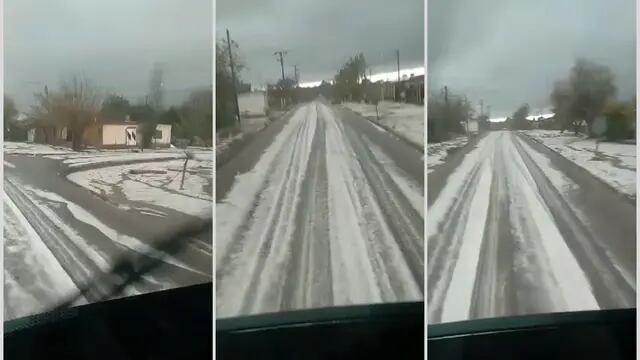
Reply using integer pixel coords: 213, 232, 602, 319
83, 120, 172, 148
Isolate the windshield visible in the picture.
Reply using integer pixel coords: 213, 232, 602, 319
427, 0, 636, 324
216, 0, 424, 318
4, 0, 213, 321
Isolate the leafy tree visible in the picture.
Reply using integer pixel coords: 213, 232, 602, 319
160, 106, 182, 125
511, 103, 531, 129
100, 94, 131, 120
178, 88, 213, 143
427, 89, 473, 141
551, 59, 617, 136
333, 53, 368, 101
603, 100, 635, 141
569, 58, 616, 136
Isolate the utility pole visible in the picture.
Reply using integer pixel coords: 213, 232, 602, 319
395, 49, 400, 101
443, 86, 449, 141
396, 49, 400, 82
480, 99, 484, 117
274, 50, 287, 108
226, 29, 241, 127
293, 64, 299, 86
274, 50, 287, 83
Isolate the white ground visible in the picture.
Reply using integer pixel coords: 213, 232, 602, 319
426, 136, 469, 173
4, 175, 194, 319
342, 101, 424, 147
217, 102, 423, 317
522, 130, 636, 196
5, 142, 211, 167
428, 132, 604, 323
4, 191, 80, 321
4, 142, 76, 155
67, 159, 212, 219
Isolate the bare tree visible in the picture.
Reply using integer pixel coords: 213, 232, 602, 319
59, 76, 101, 150
31, 77, 100, 150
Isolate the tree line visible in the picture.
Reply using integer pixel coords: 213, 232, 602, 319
333, 53, 368, 101
427, 88, 478, 143
5, 65, 212, 150
509, 58, 635, 140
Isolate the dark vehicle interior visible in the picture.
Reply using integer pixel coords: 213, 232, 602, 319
217, 301, 424, 358
428, 308, 635, 360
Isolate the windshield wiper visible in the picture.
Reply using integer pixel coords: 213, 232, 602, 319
52, 217, 212, 312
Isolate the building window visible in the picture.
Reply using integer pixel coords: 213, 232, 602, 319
153, 130, 163, 139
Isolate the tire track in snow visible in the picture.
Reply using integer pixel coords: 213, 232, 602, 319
513, 134, 635, 308
281, 104, 332, 310
322, 103, 422, 304
4, 177, 110, 302
216, 104, 317, 316
428, 132, 600, 323
427, 135, 496, 323
217, 101, 423, 317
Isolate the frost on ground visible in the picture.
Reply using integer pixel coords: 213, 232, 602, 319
523, 130, 636, 196
67, 159, 212, 219
342, 101, 424, 147
4, 191, 79, 321
426, 136, 469, 173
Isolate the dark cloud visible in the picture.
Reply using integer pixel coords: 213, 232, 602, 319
428, 0, 635, 117
5, 0, 212, 110
217, 0, 424, 87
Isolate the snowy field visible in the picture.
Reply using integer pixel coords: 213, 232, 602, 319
522, 130, 636, 197
67, 159, 212, 219
342, 101, 424, 147
427, 136, 469, 173
428, 131, 635, 323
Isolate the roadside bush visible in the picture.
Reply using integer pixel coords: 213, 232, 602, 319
604, 101, 634, 141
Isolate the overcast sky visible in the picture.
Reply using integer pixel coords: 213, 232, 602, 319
429, 0, 636, 117
217, 0, 424, 88
5, 0, 212, 111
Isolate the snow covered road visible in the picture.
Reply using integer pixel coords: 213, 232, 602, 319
4, 155, 212, 319
216, 101, 424, 318
428, 131, 636, 324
